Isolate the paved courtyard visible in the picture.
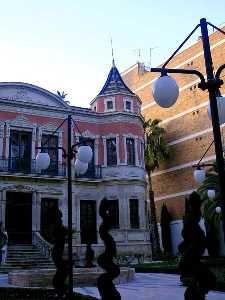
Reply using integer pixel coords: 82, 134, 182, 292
0, 272, 225, 299
75, 273, 225, 300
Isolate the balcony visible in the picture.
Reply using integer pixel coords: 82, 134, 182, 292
75, 165, 102, 179
0, 158, 66, 177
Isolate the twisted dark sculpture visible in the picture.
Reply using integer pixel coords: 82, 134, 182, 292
97, 198, 121, 300
51, 208, 69, 298
178, 192, 216, 300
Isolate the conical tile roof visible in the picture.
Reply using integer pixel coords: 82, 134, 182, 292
98, 60, 134, 96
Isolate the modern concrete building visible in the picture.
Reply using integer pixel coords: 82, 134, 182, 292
0, 62, 151, 258
122, 25, 225, 255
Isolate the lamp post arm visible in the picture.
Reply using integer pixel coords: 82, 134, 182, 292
71, 116, 83, 136
196, 140, 214, 166
192, 163, 214, 168
151, 67, 206, 85
162, 24, 200, 68
215, 64, 225, 81
207, 22, 225, 36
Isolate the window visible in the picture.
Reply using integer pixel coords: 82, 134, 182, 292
108, 200, 119, 229
126, 101, 131, 111
9, 130, 32, 172
104, 97, 115, 112
124, 97, 132, 112
41, 134, 58, 174
126, 138, 135, 165
129, 199, 139, 229
107, 101, 113, 110
107, 138, 117, 166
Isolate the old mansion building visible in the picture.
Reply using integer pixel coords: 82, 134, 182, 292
0, 62, 150, 257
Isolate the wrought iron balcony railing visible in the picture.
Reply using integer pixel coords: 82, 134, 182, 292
75, 165, 102, 179
0, 158, 66, 177
0, 158, 102, 179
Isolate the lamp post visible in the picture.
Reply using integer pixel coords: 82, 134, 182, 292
150, 18, 225, 242
36, 115, 93, 299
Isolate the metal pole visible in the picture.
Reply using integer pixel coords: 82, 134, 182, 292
200, 18, 225, 241
67, 114, 73, 298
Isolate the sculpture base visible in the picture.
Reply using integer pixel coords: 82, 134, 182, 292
8, 267, 135, 287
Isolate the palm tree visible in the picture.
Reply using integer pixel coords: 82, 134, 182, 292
197, 162, 222, 256
143, 118, 169, 257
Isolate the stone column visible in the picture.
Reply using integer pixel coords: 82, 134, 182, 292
37, 128, 42, 154
32, 192, 38, 231
135, 137, 138, 166
36, 192, 41, 232
1, 190, 6, 229
0, 123, 4, 158
31, 126, 37, 160
73, 191, 80, 244
58, 131, 63, 163
94, 137, 99, 165
123, 134, 127, 165
139, 194, 146, 229
116, 134, 120, 165
5, 123, 10, 159
0, 191, 3, 224
102, 137, 107, 167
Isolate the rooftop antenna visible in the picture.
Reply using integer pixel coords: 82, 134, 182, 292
110, 37, 115, 66
133, 49, 142, 62
149, 47, 157, 68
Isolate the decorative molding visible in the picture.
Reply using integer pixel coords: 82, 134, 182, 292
123, 96, 133, 112
6, 114, 36, 129
39, 122, 62, 133
3, 184, 35, 192
104, 96, 116, 112
0, 82, 69, 108
8, 87, 32, 101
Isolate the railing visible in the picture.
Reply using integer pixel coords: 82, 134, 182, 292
0, 158, 66, 177
75, 165, 102, 179
32, 231, 53, 259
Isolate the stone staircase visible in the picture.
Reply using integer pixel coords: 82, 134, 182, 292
0, 244, 55, 273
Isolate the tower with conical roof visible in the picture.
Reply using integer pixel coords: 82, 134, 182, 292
90, 60, 141, 114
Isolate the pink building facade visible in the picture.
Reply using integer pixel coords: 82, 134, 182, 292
0, 62, 150, 257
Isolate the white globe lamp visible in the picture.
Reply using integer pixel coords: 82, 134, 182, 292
36, 152, 50, 170
152, 75, 179, 108
207, 189, 216, 199
77, 145, 93, 163
193, 168, 206, 184
75, 159, 88, 175
207, 96, 225, 125
215, 206, 222, 214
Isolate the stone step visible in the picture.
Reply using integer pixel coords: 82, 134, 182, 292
0, 243, 54, 273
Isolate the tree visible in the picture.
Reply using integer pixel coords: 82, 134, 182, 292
197, 162, 222, 256
143, 118, 169, 257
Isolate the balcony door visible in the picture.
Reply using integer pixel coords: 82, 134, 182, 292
41, 134, 58, 175
9, 130, 32, 172
78, 138, 95, 177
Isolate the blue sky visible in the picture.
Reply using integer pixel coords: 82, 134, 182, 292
0, 0, 225, 107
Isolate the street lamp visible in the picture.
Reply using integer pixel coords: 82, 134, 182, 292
36, 115, 93, 299
150, 18, 225, 242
